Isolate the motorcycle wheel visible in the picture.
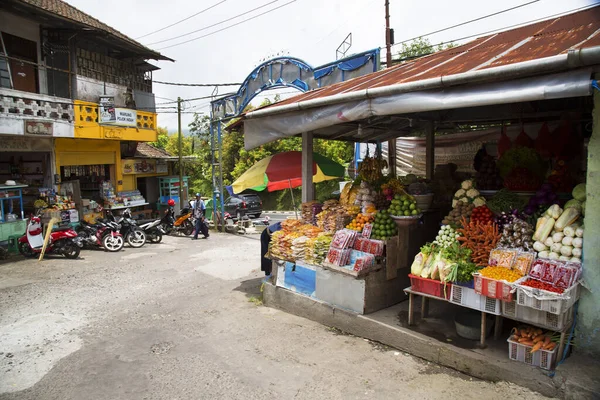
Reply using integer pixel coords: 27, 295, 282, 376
62, 240, 80, 259
182, 221, 194, 236
103, 234, 124, 252
149, 232, 163, 243
18, 242, 36, 258
127, 230, 146, 248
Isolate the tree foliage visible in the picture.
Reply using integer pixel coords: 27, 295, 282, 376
397, 37, 456, 60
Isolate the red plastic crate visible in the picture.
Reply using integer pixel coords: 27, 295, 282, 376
409, 274, 452, 300
473, 273, 515, 302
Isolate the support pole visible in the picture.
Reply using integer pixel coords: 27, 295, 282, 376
218, 121, 225, 231
301, 132, 314, 203
385, 0, 392, 68
425, 121, 435, 180
289, 180, 299, 220
177, 97, 184, 203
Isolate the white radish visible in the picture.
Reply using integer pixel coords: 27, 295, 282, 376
533, 241, 547, 252
549, 252, 560, 260
570, 257, 582, 264
544, 237, 555, 247
572, 248, 582, 258
576, 227, 584, 238
562, 236, 573, 246
573, 237, 583, 249
550, 243, 562, 253
538, 251, 550, 259
560, 246, 573, 257
552, 232, 565, 243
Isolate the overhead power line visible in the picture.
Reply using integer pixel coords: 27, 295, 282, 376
136, 0, 227, 39
157, 0, 297, 50
147, 0, 280, 45
386, 2, 600, 54
153, 80, 242, 87
391, 0, 540, 49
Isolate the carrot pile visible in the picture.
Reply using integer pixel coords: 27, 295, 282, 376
456, 217, 500, 266
509, 326, 557, 352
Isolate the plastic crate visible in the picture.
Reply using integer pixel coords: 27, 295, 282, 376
516, 282, 580, 315
507, 337, 558, 370
502, 301, 572, 331
473, 273, 515, 302
409, 274, 452, 300
450, 285, 501, 315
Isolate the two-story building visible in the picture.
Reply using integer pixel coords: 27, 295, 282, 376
0, 0, 172, 235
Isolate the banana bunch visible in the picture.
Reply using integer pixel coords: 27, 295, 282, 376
34, 199, 48, 209
358, 156, 387, 182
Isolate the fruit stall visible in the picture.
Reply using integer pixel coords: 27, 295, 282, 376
268, 156, 441, 314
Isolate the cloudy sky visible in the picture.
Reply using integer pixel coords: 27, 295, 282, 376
65, 0, 596, 131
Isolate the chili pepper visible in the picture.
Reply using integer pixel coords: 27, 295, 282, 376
521, 278, 564, 294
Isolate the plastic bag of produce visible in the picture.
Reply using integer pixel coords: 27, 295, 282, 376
410, 252, 426, 276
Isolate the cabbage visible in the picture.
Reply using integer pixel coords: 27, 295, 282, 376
538, 250, 549, 259
461, 180, 473, 190
564, 199, 582, 211
572, 183, 586, 202
560, 246, 573, 257
570, 257, 582, 264
572, 248, 582, 258
573, 237, 583, 248
473, 197, 486, 207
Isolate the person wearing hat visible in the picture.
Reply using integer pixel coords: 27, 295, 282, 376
192, 193, 209, 240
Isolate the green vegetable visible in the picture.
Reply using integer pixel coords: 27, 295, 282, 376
563, 199, 582, 211
572, 183, 586, 202
497, 147, 546, 179
486, 189, 524, 214
441, 242, 472, 263
555, 207, 580, 231
445, 260, 480, 283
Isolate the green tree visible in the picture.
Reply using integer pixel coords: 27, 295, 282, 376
397, 37, 456, 60
151, 126, 169, 149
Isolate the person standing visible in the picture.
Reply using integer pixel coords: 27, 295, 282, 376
192, 193, 209, 240
260, 221, 282, 276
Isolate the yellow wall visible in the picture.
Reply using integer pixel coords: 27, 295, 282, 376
74, 100, 158, 142
54, 138, 124, 192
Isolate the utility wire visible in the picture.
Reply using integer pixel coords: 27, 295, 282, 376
136, 0, 227, 39
385, 2, 599, 55
390, 0, 540, 49
153, 80, 242, 87
147, 0, 279, 45
157, 0, 297, 50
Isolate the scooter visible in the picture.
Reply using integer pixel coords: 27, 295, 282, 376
108, 209, 146, 248
77, 218, 125, 252
138, 218, 166, 243
18, 214, 81, 259
162, 202, 194, 236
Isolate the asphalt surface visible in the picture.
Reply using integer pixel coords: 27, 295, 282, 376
0, 233, 551, 399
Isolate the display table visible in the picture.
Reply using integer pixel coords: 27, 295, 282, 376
0, 184, 27, 242
274, 260, 409, 314
108, 202, 149, 211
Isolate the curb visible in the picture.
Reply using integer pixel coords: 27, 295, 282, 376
262, 282, 592, 399
264, 211, 297, 215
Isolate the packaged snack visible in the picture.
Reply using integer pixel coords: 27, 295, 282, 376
514, 251, 536, 275
489, 248, 518, 268
540, 260, 559, 283
529, 259, 546, 280
553, 264, 576, 289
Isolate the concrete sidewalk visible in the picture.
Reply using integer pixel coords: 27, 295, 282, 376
263, 282, 600, 399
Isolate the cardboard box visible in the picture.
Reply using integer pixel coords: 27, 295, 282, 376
81, 199, 91, 207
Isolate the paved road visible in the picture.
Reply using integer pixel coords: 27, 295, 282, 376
0, 234, 550, 399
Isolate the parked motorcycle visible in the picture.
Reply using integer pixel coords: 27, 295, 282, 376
77, 218, 125, 252
161, 202, 194, 236
138, 218, 165, 243
108, 209, 146, 248
18, 214, 81, 259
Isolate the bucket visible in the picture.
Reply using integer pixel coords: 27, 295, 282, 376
413, 194, 434, 211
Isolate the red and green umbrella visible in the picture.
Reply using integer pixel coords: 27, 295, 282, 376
231, 151, 345, 194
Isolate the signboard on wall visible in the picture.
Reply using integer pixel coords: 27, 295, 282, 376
99, 96, 116, 124
156, 160, 168, 174
25, 120, 53, 135
122, 159, 156, 175
0, 137, 53, 152
114, 109, 137, 127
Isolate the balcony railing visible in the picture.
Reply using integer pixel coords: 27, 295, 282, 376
75, 101, 156, 130
0, 88, 74, 122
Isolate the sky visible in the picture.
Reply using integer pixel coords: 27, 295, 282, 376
65, 0, 597, 131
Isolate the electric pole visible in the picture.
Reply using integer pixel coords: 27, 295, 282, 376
177, 97, 184, 204
385, 0, 396, 175
385, 0, 392, 68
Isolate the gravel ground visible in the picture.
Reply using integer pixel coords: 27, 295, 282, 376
0, 233, 552, 399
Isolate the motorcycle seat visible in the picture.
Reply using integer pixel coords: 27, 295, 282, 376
53, 226, 73, 232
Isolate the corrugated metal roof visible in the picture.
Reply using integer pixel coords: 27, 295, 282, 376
270, 6, 600, 108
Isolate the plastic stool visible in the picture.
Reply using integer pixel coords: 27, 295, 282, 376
7, 234, 21, 254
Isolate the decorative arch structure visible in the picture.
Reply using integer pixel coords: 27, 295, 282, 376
210, 49, 380, 119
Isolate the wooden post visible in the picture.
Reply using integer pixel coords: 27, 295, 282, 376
480, 312, 487, 348
426, 121, 435, 180
388, 139, 396, 176
302, 132, 314, 202
408, 292, 414, 325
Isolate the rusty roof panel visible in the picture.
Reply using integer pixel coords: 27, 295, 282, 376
269, 6, 600, 110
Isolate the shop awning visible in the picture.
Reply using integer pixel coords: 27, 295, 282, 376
242, 6, 600, 150
243, 69, 594, 149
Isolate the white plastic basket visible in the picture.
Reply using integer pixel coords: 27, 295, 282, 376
507, 338, 558, 370
450, 285, 501, 315
502, 301, 573, 331
516, 282, 580, 315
